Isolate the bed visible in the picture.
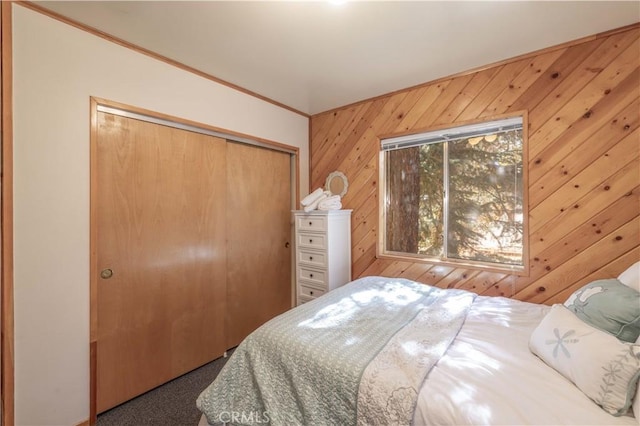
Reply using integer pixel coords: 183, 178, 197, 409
197, 264, 640, 425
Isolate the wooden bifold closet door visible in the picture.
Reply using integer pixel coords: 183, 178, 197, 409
95, 112, 292, 413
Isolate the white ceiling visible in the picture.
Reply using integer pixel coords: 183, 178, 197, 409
33, 1, 640, 115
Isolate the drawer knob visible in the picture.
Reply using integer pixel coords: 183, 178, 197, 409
309, 239, 313, 243
310, 291, 314, 295
309, 256, 313, 260
309, 221, 313, 226
310, 273, 314, 278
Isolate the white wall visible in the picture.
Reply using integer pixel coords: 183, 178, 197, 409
12, 5, 309, 425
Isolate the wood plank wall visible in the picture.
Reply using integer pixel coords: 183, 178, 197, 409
309, 24, 640, 304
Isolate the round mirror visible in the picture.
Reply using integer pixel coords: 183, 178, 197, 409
325, 171, 348, 197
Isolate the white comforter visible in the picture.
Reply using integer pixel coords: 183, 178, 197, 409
414, 295, 637, 425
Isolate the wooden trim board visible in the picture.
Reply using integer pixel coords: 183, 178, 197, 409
1, 2, 14, 425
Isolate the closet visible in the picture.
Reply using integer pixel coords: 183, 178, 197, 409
93, 106, 293, 413
226, 142, 292, 348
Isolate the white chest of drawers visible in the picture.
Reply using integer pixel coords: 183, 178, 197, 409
293, 210, 352, 305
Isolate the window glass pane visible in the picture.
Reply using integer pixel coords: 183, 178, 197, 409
385, 147, 422, 254
418, 143, 444, 257
446, 129, 523, 265
385, 144, 444, 256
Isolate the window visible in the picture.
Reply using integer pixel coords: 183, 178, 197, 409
380, 116, 525, 270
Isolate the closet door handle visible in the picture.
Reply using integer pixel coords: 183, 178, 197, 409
100, 268, 113, 279
285, 242, 290, 248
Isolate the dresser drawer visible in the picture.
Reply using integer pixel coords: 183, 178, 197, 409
297, 232, 326, 250
298, 267, 326, 287
296, 215, 326, 232
297, 249, 327, 269
299, 285, 325, 299
298, 295, 314, 305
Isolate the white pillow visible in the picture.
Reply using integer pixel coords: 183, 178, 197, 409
530, 304, 640, 416
619, 261, 640, 292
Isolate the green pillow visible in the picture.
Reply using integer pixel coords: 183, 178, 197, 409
564, 279, 640, 343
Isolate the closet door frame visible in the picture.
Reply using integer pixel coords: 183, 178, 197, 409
88, 97, 299, 425
1, 3, 13, 425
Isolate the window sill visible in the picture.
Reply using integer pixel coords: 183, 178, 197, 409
376, 252, 529, 277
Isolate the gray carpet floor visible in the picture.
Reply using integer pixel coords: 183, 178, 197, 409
97, 350, 233, 426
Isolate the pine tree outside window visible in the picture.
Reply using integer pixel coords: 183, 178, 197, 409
380, 116, 526, 272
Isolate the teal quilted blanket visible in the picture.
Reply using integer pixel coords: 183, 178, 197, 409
197, 276, 476, 425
